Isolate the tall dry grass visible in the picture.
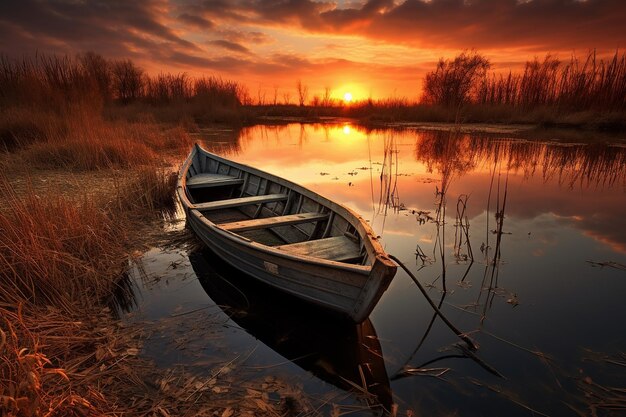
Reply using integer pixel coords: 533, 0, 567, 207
0, 176, 128, 309
111, 166, 179, 217
0, 107, 69, 152
0, 52, 246, 125
477, 51, 626, 111
0, 51, 229, 417
0, 302, 150, 417
0, 53, 103, 114
1, 108, 193, 170
398, 50, 626, 125
0, 163, 180, 416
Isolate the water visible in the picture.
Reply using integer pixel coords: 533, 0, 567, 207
122, 123, 626, 416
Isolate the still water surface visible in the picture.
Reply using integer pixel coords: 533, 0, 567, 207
124, 123, 626, 416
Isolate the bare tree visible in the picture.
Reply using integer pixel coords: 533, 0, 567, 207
282, 91, 291, 105
111, 59, 144, 103
296, 79, 308, 106
272, 85, 279, 105
77, 51, 112, 102
422, 50, 491, 107
257, 85, 266, 105
322, 86, 332, 107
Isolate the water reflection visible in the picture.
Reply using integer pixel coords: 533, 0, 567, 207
190, 122, 626, 415
107, 271, 138, 318
189, 248, 393, 414
197, 123, 626, 254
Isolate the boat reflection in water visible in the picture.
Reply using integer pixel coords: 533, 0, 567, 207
189, 248, 393, 414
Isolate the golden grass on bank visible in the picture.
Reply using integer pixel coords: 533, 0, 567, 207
0, 303, 149, 417
0, 164, 181, 416
0, 176, 128, 310
1, 109, 193, 170
18, 116, 154, 170
111, 166, 179, 217
0, 107, 69, 152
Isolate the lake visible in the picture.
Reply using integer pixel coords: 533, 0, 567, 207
120, 123, 626, 416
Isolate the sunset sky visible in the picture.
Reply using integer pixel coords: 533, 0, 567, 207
1, 0, 625, 101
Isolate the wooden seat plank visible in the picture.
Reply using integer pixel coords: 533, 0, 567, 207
219, 212, 328, 233
187, 173, 244, 189
194, 193, 288, 211
275, 236, 361, 262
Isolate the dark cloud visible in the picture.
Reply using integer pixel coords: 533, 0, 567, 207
194, 0, 334, 27
188, 0, 626, 50
178, 13, 214, 29
218, 29, 274, 45
208, 39, 251, 54
0, 0, 200, 63
364, 0, 626, 50
164, 51, 254, 71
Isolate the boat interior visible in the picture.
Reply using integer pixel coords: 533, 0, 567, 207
185, 153, 372, 266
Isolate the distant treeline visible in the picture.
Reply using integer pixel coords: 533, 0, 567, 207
422, 50, 626, 111
0, 52, 244, 111
1, 50, 625, 127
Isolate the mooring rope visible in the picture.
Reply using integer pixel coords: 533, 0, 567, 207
389, 254, 477, 351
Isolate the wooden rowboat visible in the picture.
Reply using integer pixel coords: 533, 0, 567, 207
177, 144, 397, 323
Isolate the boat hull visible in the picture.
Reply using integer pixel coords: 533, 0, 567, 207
178, 144, 396, 323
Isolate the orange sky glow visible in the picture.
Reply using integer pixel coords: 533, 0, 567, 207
1, 0, 625, 101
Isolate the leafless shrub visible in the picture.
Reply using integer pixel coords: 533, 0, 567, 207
422, 50, 491, 107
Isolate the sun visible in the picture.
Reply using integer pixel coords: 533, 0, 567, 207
343, 92, 353, 103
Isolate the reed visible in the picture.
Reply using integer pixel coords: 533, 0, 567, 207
477, 51, 626, 112
0, 177, 126, 310
0, 158, 186, 415
3, 50, 624, 128
0, 53, 246, 123
2, 110, 193, 170
0, 107, 69, 151
111, 166, 179, 217
0, 53, 98, 112
18, 118, 156, 170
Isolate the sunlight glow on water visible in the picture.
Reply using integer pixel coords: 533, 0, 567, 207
127, 123, 626, 416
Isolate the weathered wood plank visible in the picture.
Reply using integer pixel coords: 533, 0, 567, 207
187, 173, 244, 189
194, 193, 288, 211
219, 212, 328, 233
275, 236, 361, 262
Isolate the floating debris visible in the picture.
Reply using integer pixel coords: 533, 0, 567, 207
586, 260, 626, 271
506, 295, 519, 307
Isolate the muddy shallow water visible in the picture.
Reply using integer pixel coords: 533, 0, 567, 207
120, 123, 626, 416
